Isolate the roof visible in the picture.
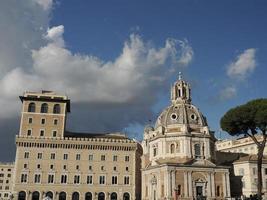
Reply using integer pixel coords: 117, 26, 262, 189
234, 154, 267, 164
64, 131, 129, 139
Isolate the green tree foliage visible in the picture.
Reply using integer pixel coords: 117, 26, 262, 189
220, 99, 267, 199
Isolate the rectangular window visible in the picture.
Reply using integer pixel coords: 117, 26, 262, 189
40, 130, 44, 137
5, 186, 9, 190
24, 152, 29, 159
89, 166, 92, 171
27, 129, 32, 136
51, 153, 55, 159
124, 176, 130, 185
4, 193, 8, 197
61, 175, 67, 184
53, 119, 58, 125
99, 176, 105, 185
87, 175, 93, 184
74, 175, 80, 184
41, 118, 46, 124
89, 155, 93, 161
265, 168, 267, 175
76, 154, 81, 160
0, 173, 3, 177
113, 155, 118, 161
101, 155, 105, 161
112, 176, 118, 185
125, 156, 130, 162
7, 174, 11, 177
34, 174, 41, 183
20, 174, 27, 183
63, 165, 67, 170
50, 165, 54, 170
37, 153, 42, 159
37, 164, 41, 169
52, 130, 57, 137
63, 154, 68, 160
28, 118, 33, 124
48, 174, 54, 184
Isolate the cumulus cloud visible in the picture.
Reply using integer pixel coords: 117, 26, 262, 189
227, 48, 257, 80
218, 86, 237, 101
33, 0, 53, 10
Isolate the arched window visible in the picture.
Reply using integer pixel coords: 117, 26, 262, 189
59, 192, 66, 200
153, 147, 157, 157
18, 191, 26, 200
123, 193, 130, 200
194, 143, 201, 159
41, 103, 48, 113
53, 104, 60, 114
32, 191, 40, 200
110, 192, 117, 200
170, 144, 175, 154
46, 192, 53, 200
177, 185, 181, 195
98, 192, 105, 200
216, 186, 220, 196
28, 103, 36, 112
72, 192, 79, 200
85, 192, 92, 200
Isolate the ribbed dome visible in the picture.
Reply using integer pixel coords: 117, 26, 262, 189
155, 103, 207, 129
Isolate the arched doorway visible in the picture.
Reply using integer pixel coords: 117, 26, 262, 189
18, 191, 26, 200
98, 192, 105, 200
85, 192, 92, 200
46, 192, 53, 200
123, 193, 130, 200
110, 192, 117, 200
59, 192, 66, 200
72, 192, 79, 200
32, 191, 40, 200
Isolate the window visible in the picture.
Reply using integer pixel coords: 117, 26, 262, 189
112, 176, 118, 185
50, 165, 54, 170
99, 176, 105, 184
125, 156, 130, 162
7, 174, 11, 177
28, 103, 36, 112
170, 144, 175, 154
53, 104, 61, 114
24, 152, 29, 159
101, 166, 104, 171
124, 176, 130, 185
51, 153, 55, 159
113, 155, 118, 161
28, 118, 33, 124
61, 175, 67, 184
53, 119, 58, 125
23, 164, 27, 169
0, 180, 2, 183
216, 186, 220, 196
89, 166, 92, 171
34, 174, 41, 183
27, 129, 32, 136
41, 118, 46, 124
76, 165, 79, 170
89, 155, 93, 161
20, 174, 27, 183
7, 169, 11, 172
4, 193, 8, 197
194, 143, 201, 159
5, 186, 9, 190
41, 103, 48, 113
6, 180, 9, 183
37, 153, 42, 159
265, 168, 267, 175
40, 130, 44, 137
74, 175, 80, 184
126, 167, 129, 171
63, 154, 68, 160
48, 174, 54, 183
52, 130, 57, 137
153, 147, 157, 156
76, 154, 81, 160
63, 165, 67, 170
101, 155, 105, 161
113, 166, 117, 171
87, 175, 93, 184
37, 164, 41, 169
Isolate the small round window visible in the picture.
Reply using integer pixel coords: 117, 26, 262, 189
171, 113, 177, 120
190, 114, 196, 120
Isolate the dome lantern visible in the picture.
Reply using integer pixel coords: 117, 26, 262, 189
171, 72, 191, 104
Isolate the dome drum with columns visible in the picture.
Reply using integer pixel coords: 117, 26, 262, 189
141, 73, 230, 200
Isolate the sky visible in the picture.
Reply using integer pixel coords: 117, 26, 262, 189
0, 0, 267, 161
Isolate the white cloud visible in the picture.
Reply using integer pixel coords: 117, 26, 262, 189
227, 48, 256, 80
33, 0, 53, 10
45, 25, 65, 46
219, 86, 237, 101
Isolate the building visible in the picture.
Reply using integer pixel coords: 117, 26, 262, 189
216, 135, 267, 155
141, 75, 231, 200
12, 91, 142, 200
0, 163, 14, 200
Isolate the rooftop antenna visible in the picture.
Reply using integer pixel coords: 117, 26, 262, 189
178, 71, 182, 80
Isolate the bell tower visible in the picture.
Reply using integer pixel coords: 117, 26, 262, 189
171, 72, 191, 104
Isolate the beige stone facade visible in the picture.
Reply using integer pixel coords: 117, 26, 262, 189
0, 163, 14, 200
12, 91, 142, 200
141, 76, 231, 200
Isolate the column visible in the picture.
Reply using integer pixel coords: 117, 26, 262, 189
188, 171, 193, 197
222, 172, 226, 197
207, 173, 211, 197
183, 172, 188, 197
211, 173, 215, 197
225, 172, 231, 197
172, 170, 175, 197
167, 170, 171, 198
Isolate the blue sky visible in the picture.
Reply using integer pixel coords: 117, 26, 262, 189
0, 0, 266, 161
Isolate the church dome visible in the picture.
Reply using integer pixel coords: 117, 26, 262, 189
155, 73, 207, 129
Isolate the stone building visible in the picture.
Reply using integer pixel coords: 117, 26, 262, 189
141, 75, 231, 200
13, 91, 142, 200
0, 163, 14, 200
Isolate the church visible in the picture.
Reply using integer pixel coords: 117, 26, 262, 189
141, 75, 231, 200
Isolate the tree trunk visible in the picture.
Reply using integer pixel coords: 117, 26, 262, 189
257, 144, 264, 200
